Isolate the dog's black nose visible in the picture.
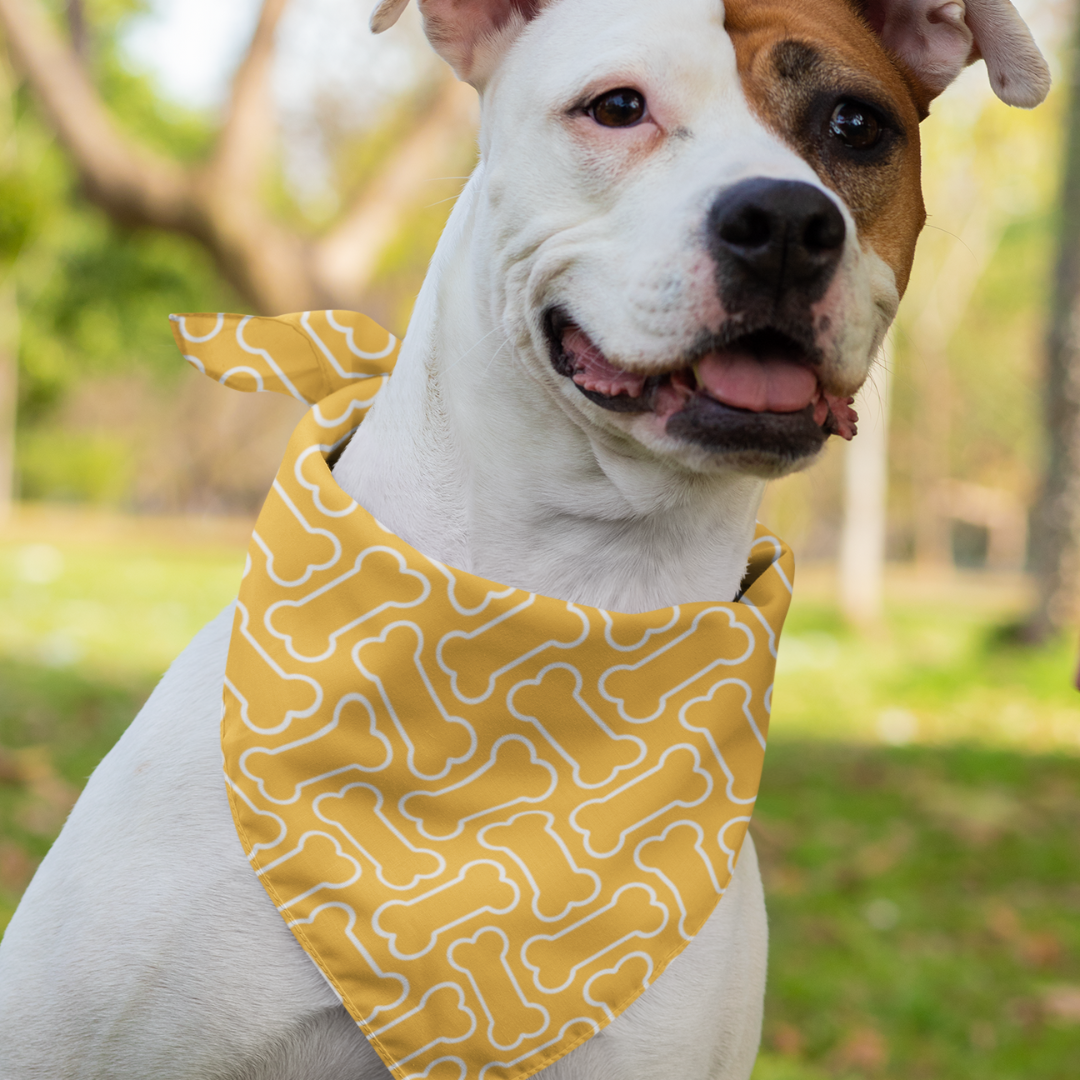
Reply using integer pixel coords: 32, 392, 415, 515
708, 178, 845, 300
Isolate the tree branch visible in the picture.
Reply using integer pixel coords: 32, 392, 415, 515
314, 75, 478, 305
0, 0, 480, 316
0, 0, 324, 313
207, 0, 289, 202
0, 0, 195, 232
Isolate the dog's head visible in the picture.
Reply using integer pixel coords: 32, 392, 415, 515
373, 0, 1047, 478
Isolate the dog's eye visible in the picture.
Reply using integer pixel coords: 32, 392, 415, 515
828, 101, 881, 150
588, 89, 646, 128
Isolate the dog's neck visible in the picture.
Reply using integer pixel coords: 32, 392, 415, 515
334, 170, 765, 613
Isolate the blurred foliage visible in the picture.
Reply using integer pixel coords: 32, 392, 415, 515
1, 2, 237, 508
0, 0, 465, 508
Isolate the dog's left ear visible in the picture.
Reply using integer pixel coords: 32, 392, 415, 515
370, 0, 544, 86
861, 0, 1050, 109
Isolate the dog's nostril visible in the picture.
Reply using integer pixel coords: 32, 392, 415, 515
803, 210, 845, 253
719, 206, 772, 250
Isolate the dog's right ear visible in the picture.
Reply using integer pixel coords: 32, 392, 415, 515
370, 0, 544, 87
860, 0, 1050, 109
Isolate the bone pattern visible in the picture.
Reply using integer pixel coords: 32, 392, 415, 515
173, 310, 792, 1080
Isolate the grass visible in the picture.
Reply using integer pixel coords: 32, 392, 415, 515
1, 506, 1078, 1076
751, 741, 1080, 1080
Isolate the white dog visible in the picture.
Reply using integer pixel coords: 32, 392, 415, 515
0, 0, 1048, 1077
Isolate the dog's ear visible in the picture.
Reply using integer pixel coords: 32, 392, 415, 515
860, 0, 1050, 108
370, 0, 543, 86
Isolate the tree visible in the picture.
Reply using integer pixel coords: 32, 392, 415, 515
1027, 6, 1080, 642
0, 0, 478, 516
0, 0, 477, 316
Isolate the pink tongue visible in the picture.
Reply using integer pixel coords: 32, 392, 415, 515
696, 352, 817, 413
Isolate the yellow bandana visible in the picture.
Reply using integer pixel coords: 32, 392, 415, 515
171, 309, 793, 1080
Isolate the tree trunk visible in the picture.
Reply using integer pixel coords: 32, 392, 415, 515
1026, 10, 1080, 641
0, 277, 18, 523
839, 339, 892, 625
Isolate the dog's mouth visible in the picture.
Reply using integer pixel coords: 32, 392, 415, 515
545, 309, 857, 460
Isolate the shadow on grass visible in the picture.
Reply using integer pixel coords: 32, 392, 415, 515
754, 739, 1080, 1079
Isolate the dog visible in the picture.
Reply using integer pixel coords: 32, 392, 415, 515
0, 0, 1048, 1077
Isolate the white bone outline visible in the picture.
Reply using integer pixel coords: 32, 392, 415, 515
312, 779, 445, 891
224, 772, 286, 855
476, 1018, 601, 1080
447, 926, 551, 1050
477, 810, 601, 923
292, 442, 362, 518
285, 901, 409, 1025
171, 311, 224, 342
264, 545, 431, 662
372, 982, 477, 1064
258, 830, 362, 909
436, 598, 590, 705
745, 531, 791, 595
596, 606, 755, 723
423, 556, 518, 617
371, 860, 521, 960
717, 815, 754, 875
397, 734, 558, 840
598, 606, 681, 652
521, 882, 669, 994
582, 951, 655, 1021
633, 820, 724, 941
309, 380, 387, 429
568, 743, 713, 858
226, 602, 321, 736
401, 1057, 466, 1080
218, 365, 266, 391
678, 676, 767, 775
251, 480, 343, 588
235, 314, 308, 402
506, 663, 646, 789
299, 310, 397, 380
239, 692, 393, 806
327, 309, 399, 359
353, 621, 477, 781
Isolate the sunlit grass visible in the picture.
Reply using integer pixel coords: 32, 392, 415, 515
774, 566, 1079, 755
0, 505, 247, 680
1, 509, 1078, 1075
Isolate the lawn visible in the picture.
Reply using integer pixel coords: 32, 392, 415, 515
0, 506, 1077, 1078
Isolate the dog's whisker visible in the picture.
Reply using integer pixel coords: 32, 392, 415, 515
443, 326, 504, 372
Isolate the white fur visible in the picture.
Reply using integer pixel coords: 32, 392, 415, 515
0, 0, 1043, 1075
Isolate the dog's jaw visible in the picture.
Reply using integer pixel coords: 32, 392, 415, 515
335, 209, 767, 613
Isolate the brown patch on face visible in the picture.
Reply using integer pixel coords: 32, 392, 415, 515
724, 0, 925, 295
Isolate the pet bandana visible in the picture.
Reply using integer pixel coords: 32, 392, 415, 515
171, 309, 794, 1080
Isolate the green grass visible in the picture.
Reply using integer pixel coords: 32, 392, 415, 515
1, 516, 1078, 1076
773, 572, 1080, 755
751, 741, 1080, 1079
0, 524, 246, 680
0, 512, 246, 929
0, 658, 155, 930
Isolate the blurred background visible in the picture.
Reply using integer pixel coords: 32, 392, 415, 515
0, 0, 1078, 1076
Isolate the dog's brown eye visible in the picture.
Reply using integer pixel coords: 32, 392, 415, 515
589, 88, 646, 127
829, 101, 881, 150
